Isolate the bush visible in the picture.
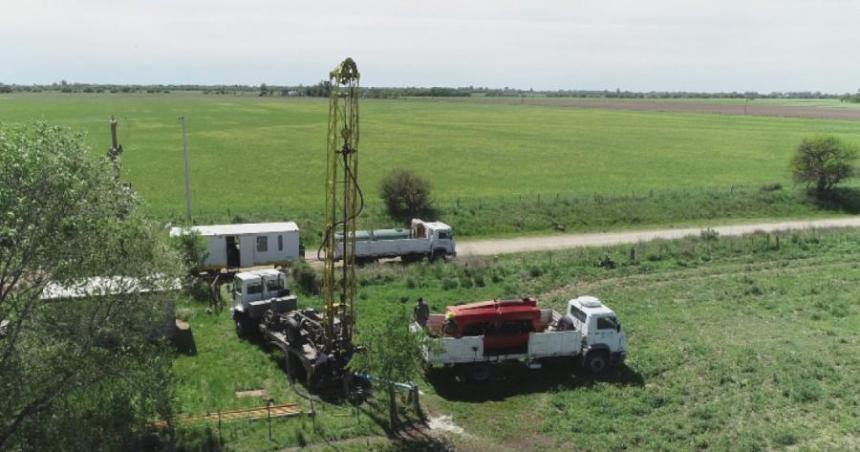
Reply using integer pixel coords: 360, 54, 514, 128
790, 135, 858, 195
379, 168, 433, 221
171, 230, 208, 276
291, 260, 320, 295
473, 274, 486, 287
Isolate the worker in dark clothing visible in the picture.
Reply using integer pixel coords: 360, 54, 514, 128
414, 297, 430, 328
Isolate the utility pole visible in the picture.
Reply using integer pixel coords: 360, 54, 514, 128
106, 115, 123, 176
180, 116, 193, 223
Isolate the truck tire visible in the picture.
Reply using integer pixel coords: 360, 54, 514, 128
466, 363, 492, 383
584, 350, 609, 374
235, 314, 248, 338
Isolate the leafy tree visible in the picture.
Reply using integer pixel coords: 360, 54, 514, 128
0, 122, 180, 449
379, 168, 433, 221
790, 135, 858, 195
172, 229, 208, 277
349, 306, 427, 429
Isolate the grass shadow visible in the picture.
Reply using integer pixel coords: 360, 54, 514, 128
808, 187, 860, 214
350, 397, 452, 450
241, 333, 374, 407
426, 358, 644, 403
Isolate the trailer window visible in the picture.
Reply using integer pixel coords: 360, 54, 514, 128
247, 282, 262, 295
597, 316, 618, 330
278, 235, 283, 251
569, 306, 587, 323
257, 236, 268, 252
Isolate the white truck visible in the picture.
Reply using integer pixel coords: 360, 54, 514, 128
333, 219, 455, 262
420, 296, 627, 382
231, 269, 297, 337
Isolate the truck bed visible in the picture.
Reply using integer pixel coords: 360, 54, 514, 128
423, 308, 579, 366
335, 238, 429, 259
425, 329, 582, 365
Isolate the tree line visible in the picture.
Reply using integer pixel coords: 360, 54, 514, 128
3, 81, 859, 101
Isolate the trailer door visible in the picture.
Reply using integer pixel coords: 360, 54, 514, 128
239, 235, 255, 268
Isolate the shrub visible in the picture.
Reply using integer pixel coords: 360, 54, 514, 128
188, 277, 211, 301
700, 228, 720, 242
379, 168, 433, 221
291, 260, 320, 295
171, 230, 208, 276
473, 274, 486, 287
441, 278, 459, 290
598, 254, 617, 269
790, 135, 858, 195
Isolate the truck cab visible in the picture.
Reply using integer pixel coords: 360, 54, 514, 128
411, 219, 456, 258
232, 269, 291, 336
564, 296, 627, 372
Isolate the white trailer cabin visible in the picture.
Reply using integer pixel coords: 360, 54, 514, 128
170, 222, 300, 271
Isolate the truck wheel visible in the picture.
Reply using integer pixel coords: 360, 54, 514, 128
584, 351, 609, 374
235, 315, 248, 338
467, 363, 492, 383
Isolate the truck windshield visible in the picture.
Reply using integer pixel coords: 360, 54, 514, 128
247, 282, 262, 295
266, 279, 284, 291
437, 230, 452, 239
569, 306, 587, 323
596, 316, 618, 330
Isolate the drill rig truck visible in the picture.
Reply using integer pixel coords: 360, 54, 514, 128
251, 58, 363, 389
420, 296, 627, 382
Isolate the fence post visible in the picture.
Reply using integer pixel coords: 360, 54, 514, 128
267, 399, 273, 441
411, 385, 422, 420
217, 410, 222, 445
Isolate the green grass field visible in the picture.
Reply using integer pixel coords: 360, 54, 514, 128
2, 93, 860, 239
171, 228, 860, 450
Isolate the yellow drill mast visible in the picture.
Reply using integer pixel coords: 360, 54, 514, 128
321, 58, 361, 357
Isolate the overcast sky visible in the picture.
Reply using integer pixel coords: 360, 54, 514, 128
2, 0, 858, 92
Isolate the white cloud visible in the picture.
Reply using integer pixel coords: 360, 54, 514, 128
1, 0, 858, 91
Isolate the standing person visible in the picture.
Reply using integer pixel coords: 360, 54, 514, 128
414, 297, 430, 328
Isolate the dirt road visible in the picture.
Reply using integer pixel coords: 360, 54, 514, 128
454, 217, 860, 257
305, 217, 860, 261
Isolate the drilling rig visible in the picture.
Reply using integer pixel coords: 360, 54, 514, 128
321, 57, 361, 363
258, 58, 362, 389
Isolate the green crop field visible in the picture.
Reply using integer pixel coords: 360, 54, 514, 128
172, 228, 860, 450
2, 93, 859, 241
